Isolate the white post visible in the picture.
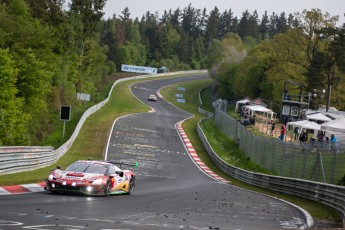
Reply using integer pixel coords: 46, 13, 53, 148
63, 120, 66, 138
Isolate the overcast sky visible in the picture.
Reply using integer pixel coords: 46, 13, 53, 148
103, 0, 344, 25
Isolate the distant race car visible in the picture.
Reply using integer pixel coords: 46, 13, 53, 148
45, 160, 137, 196
148, 94, 157, 101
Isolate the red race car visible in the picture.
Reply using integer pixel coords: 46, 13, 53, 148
45, 160, 137, 196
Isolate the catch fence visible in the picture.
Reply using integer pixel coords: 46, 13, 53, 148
214, 109, 345, 185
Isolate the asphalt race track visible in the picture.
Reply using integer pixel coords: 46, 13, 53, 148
0, 73, 310, 230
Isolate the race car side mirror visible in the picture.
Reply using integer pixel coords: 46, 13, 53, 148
56, 165, 61, 169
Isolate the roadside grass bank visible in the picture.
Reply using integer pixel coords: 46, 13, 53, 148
159, 80, 342, 226
0, 73, 191, 186
41, 73, 137, 149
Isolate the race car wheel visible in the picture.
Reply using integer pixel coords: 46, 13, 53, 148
130, 175, 135, 187
128, 184, 133, 195
104, 180, 111, 197
128, 176, 135, 195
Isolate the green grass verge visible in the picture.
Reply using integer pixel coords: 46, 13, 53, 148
200, 119, 271, 174
159, 79, 342, 225
40, 74, 134, 149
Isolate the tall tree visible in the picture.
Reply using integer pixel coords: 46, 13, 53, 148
238, 10, 259, 39
181, 3, 196, 35
68, 0, 106, 38
197, 8, 208, 37
169, 8, 180, 29
205, 6, 220, 49
218, 8, 236, 39
276, 12, 288, 34
99, 18, 117, 63
25, 0, 66, 26
259, 11, 270, 40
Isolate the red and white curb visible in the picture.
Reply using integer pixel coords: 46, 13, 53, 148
0, 182, 45, 195
176, 122, 228, 184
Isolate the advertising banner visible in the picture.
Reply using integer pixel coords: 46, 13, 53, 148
121, 64, 157, 74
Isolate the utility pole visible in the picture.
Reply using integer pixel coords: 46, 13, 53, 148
326, 69, 333, 112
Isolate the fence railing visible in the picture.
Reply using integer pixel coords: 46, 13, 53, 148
213, 109, 345, 185
0, 70, 208, 175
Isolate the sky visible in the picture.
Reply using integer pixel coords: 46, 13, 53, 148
102, 0, 345, 25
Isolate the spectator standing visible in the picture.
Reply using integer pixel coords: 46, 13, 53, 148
280, 124, 286, 141
317, 131, 325, 142
299, 129, 308, 147
269, 119, 275, 136
330, 133, 337, 152
250, 115, 256, 126
242, 115, 251, 126
293, 127, 299, 140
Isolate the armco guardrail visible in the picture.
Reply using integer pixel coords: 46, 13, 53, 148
0, 146, 55, 174
197, 117, 345, 226
0, 70, 208, 175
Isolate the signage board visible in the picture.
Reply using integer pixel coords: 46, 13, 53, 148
178, 87, 185, 91
60, 106, 71, 121
175, 94, 184, 98
177, 99, 185, 103
121, 64, 157, 74
77, 93, 90, 101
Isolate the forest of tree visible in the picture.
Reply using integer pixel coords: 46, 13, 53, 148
0, 0, 344, 145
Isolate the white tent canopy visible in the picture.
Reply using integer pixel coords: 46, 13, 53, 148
287, 120, 321, 131
306, 112, 332, 122
287, 120, 322, 141
321, 117, 345, 132
235, 99, 250, 112
243, 105, 275, 119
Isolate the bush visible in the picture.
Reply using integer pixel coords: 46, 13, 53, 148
106, 60, 117, 75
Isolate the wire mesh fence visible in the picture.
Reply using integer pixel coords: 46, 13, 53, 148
214, 109, 345, 185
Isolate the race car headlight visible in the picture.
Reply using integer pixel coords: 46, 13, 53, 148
91, 179, 103, 185
86, 186, 92, 192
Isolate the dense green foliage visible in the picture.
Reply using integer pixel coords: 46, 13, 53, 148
210, 9, 345, 112
0, 0, 109, 145
0, 0, 344, 145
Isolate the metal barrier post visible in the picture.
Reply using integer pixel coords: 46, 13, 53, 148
302, 148, 307, 179
331, 147, 337, 184
318, 150, 326, 183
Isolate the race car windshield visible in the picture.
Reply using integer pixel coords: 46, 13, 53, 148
66, 162, 89, 172
84, 164, 107, 174
66, 162, 107, 174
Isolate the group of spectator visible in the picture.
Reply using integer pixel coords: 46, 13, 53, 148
277, 122, 337, 145
242, 110, 338, 147
296, 129, 336, 143
269, 119, 294, 140
241, 108, 256, 126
